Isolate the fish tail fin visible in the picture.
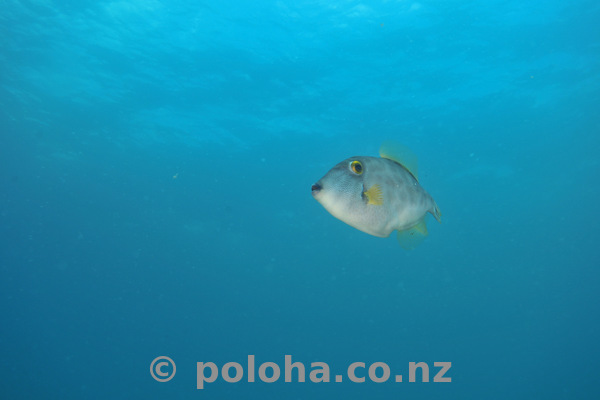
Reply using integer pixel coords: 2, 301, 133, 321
397, 219, 428, 250
430, 201, 442, 223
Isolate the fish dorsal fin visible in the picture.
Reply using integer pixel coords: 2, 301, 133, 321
379, 141, 419, 181
396, 219, 428, 250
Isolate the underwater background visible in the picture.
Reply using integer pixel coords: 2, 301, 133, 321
1, 0, 599, 398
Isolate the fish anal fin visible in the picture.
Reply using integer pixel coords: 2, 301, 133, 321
396, 219, 428, 250
414, 219, 428, 235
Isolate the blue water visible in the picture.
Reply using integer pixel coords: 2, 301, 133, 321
1, 0, 599, 398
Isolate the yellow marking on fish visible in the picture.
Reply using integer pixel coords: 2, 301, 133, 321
364, 184, 383, 205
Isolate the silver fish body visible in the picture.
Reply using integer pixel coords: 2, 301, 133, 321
311, 148, 441, 247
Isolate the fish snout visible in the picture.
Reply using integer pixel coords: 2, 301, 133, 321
311, 182, 322, 197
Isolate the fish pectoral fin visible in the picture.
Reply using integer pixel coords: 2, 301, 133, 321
396, 219, 428, 250
364, 184, 383, 205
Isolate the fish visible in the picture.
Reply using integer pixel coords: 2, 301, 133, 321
311, 142, 441, 249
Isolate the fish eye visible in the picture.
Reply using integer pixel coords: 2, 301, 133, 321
350, 160, 363, 175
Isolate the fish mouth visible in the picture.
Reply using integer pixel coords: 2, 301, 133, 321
311, 182, 322, 197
